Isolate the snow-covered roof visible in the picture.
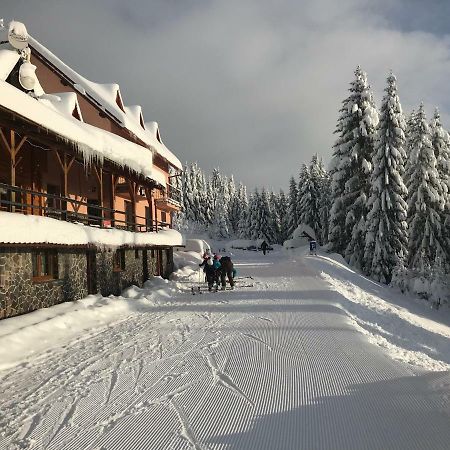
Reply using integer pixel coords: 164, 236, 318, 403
0, 80, 166, 186
28, 37, 182, 170
0, 212, 184, 247
41, 91, 84, 121
0, 45, 21, 81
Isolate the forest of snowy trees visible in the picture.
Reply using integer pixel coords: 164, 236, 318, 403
175, 66, 449, 302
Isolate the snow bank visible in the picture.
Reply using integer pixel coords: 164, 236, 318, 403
306, 252, 450, 372
179, 238, 211, 255
0, 212, 183, 247
0, 247, 202, 372
0, 276, 180, 371
0, 81, 166, 186
283, 224, 316, 249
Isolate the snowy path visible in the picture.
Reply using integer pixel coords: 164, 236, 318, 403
1, 251, 450, 449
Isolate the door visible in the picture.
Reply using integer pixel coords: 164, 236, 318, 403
86, 251, 97, 294
142, 249, 148, 283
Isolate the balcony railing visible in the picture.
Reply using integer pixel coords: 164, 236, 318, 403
167, 184, 182, 204
0, 183, 170, 232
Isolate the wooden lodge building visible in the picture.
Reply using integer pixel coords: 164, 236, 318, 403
0, 21, 184, 319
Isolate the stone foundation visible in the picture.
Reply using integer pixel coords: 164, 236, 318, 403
0, 245, 174, 320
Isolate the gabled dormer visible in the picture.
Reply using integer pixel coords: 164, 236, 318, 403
125, 105, 145, 130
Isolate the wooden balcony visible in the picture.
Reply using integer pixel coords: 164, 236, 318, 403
154, 184, 182, 212
0, 183, 169, 233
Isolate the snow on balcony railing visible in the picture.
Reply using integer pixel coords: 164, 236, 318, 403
0, 210, 183, 248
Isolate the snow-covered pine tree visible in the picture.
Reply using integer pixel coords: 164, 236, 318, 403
300, 156, 323, 240
237, 184, 250, 238
430, 109, 450, 263
296, 164, 309, 224
247, 190, 261, 240
404, 109, 418, 187
287, 176, 299, 238
211, 171, 232, 239
182, 163, 196, 223
364, 72, 408, 283
328, 66, 379, 266
258, 189, 274, 242
406, 103, 447, 270
318, 162, 331, 245
275, 190, 290, 243
228, 178, 241, 235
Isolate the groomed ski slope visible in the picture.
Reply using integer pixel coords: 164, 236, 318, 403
1, 249, 449, 450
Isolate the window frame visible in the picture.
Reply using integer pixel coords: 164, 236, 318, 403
32, 250, 59, 282
113, 249, 126, 272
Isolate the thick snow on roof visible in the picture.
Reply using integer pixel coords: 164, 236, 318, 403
41, 91, 84, 121
125, 105, 143, 124
28, 37, 182, 170
0, 212, 184, 247
0, 80, 166, 186
0, 45, 21, 81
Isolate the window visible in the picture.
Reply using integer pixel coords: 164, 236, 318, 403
145, 206, 152, 231
32, 250, 58, 281
135, 249, 140, 259
161, 211, 167, 224
113, 249, 125, 271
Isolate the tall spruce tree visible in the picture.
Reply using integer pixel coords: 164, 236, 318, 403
406, 103, 447, 270
430, 108, 450, 267
328, 67, 379, 260
364, 73, 408, 283
287, 176, 299, 237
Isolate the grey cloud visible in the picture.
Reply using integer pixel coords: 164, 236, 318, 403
2, 0, 450, 190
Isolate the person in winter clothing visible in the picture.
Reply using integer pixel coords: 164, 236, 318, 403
219, 256, 235, 290
260, 240, 269, 255
200, 257, 220, 291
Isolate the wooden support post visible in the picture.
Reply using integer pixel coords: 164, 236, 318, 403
127, 180, 137, 231
54, 150, 75, 219
112, 174, 120, 227
0, 129, 27, 213
93, 166, 104, 225
145, 188, 153, 231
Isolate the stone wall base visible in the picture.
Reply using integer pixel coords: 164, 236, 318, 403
0, 246, 174, 320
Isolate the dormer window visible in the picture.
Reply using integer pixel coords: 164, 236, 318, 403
156, 129, 162, 143
140, 113, 145, 129
72, 107, 81, 121
115, 90, 125, 112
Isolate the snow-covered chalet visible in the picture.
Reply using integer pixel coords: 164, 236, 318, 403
0, 21, 184, 319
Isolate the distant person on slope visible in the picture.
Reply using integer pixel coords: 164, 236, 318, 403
260, 240, 269, 255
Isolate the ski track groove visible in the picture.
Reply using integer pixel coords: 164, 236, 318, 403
2, 254, 450, 449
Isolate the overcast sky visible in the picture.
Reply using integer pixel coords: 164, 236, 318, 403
3, 0, 450, 190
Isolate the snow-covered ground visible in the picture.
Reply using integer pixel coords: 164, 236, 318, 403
0, 247, 449, 449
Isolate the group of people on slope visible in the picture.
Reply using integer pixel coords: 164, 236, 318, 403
199, 249, 236, 291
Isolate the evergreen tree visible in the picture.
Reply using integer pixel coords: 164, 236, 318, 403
328, 66, 379, 265
406, 103, 447, 270
276, 190, 290, 243
318, 168, 331, 246
287, 176, 299, 237
364, 73, 408, 283
296, 164, 309, 223
237, 185, 250, 238
247, 191, 261, 240
430, 109, 450, 261
269, 191, 282, 244
299, 156, 323, 240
